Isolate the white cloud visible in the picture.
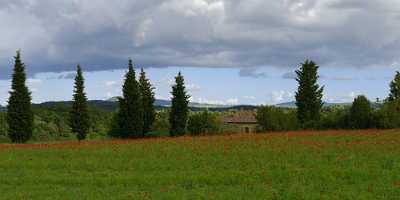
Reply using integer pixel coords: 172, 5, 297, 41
106, 92, 113, 98
196, 97, 240, 105
270, 90, 293, 103
105, 81, 119, 87
226, 98, 239, 105
324, 91, 361, 103
155, 95, 169, 100
186, 83, 201, 92
243, 95, 256, 100
196, 97, 225, 105
27, 78, 42, 84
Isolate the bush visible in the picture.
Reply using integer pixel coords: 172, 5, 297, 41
374, 100, 400, 129
187, 111, 221, 135
32, 116, 60, 141
256, 106, 298, 132
0, 112, 8, 139
349, 95, 373, 129
0, 135, 10, 143
319, 105, 349, 129
89, 107, 113, 137
152, 110, 170, 133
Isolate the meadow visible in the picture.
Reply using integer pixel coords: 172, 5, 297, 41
0, 130, 400, 199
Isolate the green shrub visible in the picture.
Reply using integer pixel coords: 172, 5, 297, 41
152, 110, 170, 133
256, 106, 298, 132
349, 95, 373, 129
0, 112, 8, 139
319, 105, 349, 129
188, 111, 221, 135
374, 100, 400, 129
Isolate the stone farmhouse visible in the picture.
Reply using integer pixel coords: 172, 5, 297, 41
222, 110, 257, 133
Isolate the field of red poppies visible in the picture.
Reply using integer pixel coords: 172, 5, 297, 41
0, 130, 399, 199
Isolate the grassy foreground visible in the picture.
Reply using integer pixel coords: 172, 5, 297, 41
0, 130, 400, 199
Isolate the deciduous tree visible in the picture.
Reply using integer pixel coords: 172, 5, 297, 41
349, 95, 373, 129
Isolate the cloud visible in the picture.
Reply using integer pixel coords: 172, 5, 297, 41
42, 71, 75, 80
57, 72, 76, 79
27, 78, 42, 84
270, 90, 293, 103
328, 75, 356, 81
239, 68, 267, 78
196, 97, 240, 105
283, 71, 353, 80
196, 97, 225, 105
1, 0, 400, 79
105, 81, 119, 87
282, 71, 297, 79
186, 83, 201, 92
242, 95, 256, 100
324, 91, 360, 103
226, 98, 239, 105
103, 80, 122, 98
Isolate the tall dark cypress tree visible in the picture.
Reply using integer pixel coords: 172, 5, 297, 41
70, 65, 90, 141
169, 72, 190, 136
139, 68, 155, 135
295, 60, 324, 128
388, 71, 400, 102
7, 51, 33, 143
116, 59, 143, 138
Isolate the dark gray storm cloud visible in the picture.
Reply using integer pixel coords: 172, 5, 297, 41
0, 0, 400, 79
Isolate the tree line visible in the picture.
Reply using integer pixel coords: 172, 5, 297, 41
4, 51, 400, 143
6, 51, 190, 143
257, 60, 400, 131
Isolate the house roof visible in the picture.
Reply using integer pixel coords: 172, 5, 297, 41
222, 111, 257, 124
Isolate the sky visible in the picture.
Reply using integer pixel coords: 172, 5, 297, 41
0, 0, 399, 105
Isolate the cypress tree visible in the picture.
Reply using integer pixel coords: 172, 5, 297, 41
169, 72, 190, 136
295, 60, 324, 128
70, 65, 90, 141
139, 68, 155, 135
116, 59, 143, 138
7, 51, 33, 143
388, 71, 400, 102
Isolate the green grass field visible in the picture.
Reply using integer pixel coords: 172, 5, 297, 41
0, 130, 400, 199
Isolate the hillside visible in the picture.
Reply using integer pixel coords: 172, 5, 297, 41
30, 99, 232, 112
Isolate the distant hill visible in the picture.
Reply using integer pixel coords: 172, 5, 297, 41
31, 98, 233, 112
275, 101, 297, 108
0, 99, 381, 113
34, 100, 119, 111
275, 101, 352, 108
275, 101, 382, 109
107, 97, 230, 108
